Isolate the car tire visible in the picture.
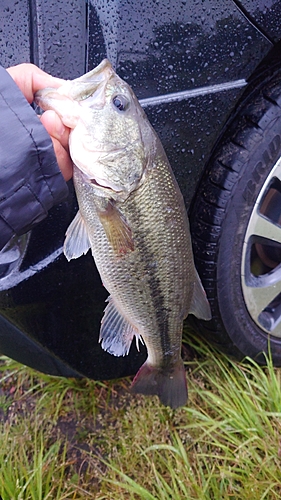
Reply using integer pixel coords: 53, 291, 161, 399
189, 66, 281, 365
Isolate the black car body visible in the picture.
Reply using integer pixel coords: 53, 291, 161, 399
1, 0, 281, 377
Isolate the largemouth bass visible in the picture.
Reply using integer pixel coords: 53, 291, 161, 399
35, 59, 211, 409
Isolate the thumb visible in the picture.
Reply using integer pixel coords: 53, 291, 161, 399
40, 110, 70, 149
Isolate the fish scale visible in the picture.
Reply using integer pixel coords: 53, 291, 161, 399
35, 58, 211, 409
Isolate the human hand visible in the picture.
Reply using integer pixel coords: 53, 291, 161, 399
40, 110, 72, 181
7, 63, 73, 181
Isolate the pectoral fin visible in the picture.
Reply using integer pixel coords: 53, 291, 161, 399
97, 200, 134, 256
63, 210, 91, 261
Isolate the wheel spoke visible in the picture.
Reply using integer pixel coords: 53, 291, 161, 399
248, 210, 281, 244
269, 318, 281, 336
244, 275, 281, 319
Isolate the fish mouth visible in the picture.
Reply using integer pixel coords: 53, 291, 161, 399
35, 59, 114, 109
59, 59, 114, 101
84, 59, 113, 79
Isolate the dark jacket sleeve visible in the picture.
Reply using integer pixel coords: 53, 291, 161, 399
0, 66, 69, 250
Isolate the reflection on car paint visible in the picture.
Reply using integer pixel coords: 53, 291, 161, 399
0, 244, 63, 292
139, 78, 247, 107
0, 233, 30, 281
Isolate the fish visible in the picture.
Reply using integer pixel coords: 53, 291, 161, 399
35, 59, 211, 409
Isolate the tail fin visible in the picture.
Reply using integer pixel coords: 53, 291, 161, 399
130, 360, 187, 409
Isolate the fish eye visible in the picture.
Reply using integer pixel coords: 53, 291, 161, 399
112, 94, 129, 112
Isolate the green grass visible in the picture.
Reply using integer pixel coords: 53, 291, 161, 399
0, 331, 281, 499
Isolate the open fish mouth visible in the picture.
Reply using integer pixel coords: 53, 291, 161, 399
58, 59, 114, 101
35, 59, 115, 111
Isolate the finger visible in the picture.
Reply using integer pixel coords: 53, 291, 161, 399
32, 71, 65, 93
7, 63, 65, 103
51, 137, 73, 181
40, 110, 70, 150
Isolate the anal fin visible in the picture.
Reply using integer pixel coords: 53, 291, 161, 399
99, 296, 142, 356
